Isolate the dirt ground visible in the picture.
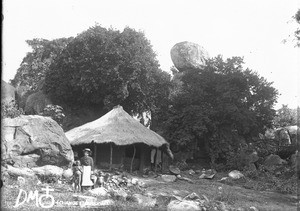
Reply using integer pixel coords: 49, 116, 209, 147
147, 179, 298, 211
1, 173, 299, 211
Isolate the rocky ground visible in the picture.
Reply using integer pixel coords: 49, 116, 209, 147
1, 168, 298, 211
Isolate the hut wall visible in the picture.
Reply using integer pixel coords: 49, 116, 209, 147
96, 144, 124, 168
72, 143, 153, 171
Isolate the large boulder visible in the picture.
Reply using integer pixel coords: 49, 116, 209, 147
2, 115, 74, 168
25, 91, 52, 114
1, 80, 16, 103
170, 41, 209, 72
285, 125, 299, 145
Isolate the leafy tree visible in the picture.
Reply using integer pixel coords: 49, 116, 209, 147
162, 56, 278, 165
274, 105, 299, 127
44, 25, 171, 119
11, 37, 73, 91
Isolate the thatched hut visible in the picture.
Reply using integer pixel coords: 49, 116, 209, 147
65, 105, 172, 172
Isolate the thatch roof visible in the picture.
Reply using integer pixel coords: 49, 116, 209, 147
65, 106, 169, 148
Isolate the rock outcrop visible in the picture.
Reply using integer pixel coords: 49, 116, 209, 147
2, 115, 74, 168
24, 91, 52, 114
170, 41, 209, 72
1, 80, 16, 103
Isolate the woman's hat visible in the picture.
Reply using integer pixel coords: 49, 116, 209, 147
83, 148, 91, 152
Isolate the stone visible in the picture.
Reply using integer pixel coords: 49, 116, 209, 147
6, 165, 35, 177
111, 188, 128, 200
264, 154, 286, 167
184, 192, 200, 200
162, 175, 177, 182
167, 200, 201, 211
169, 165, 181, 175
63, 168, 73, 179
25, 91, 52, 114
188, 169, 195, 175
132, 193, 157, 207
228, 170, 244, 180
249, 206, 259, 211
170, 41, 209, 72
2, 115, 74, 168
88, 187, 109, 197
131, 178, 139, 185
199, 169, 216, 179
220, 177, 228, 181
32, 165, 64, 177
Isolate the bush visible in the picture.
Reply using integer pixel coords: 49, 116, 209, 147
40, 104, 65, 126
1, 100, 24, 118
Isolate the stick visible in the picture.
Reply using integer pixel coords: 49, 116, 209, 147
110, 143, 113, 171
130, 145, 136, 173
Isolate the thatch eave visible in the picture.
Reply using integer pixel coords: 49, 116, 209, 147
65, 106, 169, 148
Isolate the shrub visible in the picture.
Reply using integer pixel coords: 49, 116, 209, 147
1, 100, 24, 118
40, 104, 65, 126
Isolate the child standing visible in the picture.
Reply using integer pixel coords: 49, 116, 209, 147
72, 160, 82, 192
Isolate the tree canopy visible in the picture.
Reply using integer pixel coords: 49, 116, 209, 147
44, 25, 171, 118
162, 56, 278, 164
11, 38, 73, 91
274, 105, 299, 127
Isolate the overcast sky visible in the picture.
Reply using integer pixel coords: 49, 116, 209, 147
2, 0, 300, 109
